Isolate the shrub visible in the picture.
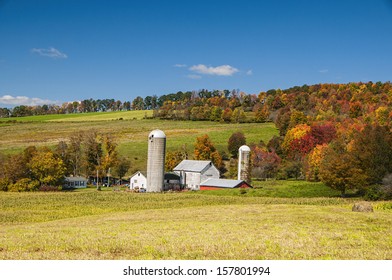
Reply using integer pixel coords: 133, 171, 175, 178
8, 178, 40, 192
0, 178, 10, 191
364, 185, 383, 201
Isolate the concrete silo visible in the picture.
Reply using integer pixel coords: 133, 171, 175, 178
147, 129, 166, 192
238, 145, 251, 181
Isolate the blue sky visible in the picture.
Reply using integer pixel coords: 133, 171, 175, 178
1, 0, 392, 107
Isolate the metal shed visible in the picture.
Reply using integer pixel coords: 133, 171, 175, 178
200, 178, 252, 190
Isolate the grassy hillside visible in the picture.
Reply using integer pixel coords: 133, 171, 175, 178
1, 189, 391, 259
0, 110, 278, 173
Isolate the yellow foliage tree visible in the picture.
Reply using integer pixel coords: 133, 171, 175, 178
305, 144, 329, 181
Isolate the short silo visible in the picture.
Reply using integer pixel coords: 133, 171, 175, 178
147, 129, 166, 192
238, 145, 251, 181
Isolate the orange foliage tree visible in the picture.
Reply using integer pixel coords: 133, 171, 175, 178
194, 134, 223, 170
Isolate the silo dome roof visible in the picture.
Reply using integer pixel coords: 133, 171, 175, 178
149, 129, 166, 138
239, 145, 251, 151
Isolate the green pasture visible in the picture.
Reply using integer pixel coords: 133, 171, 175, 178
0, 189, 391, 259
0, 111, 278, 172
0, 110, 153, 122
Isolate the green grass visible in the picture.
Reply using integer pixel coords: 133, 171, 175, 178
0, 189, 391, 260
198, 180, 358, 199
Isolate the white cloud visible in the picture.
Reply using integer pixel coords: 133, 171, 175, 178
174, 64, 187, 68
0, 95, 60, 106
189, 64, 239, 76
31, 47, 68, 59
246, 70, 253, 75
318, 69, 329, 73
187, 74, 202, 79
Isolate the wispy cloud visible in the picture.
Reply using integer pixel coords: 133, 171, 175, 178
189, 64, 239, 76
187, 74, 202, 79
31, 47, 68, 59
246, 70, 253, 76
318, 69, 329, 74
174, 64, 187, 68
0, 95, 60, 106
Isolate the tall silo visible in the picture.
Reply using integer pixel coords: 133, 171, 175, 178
238, 145, 251, 181
147, 129, 166, 192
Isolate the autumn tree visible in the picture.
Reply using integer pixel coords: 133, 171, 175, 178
63, 132, 84, 176
131, 96, 145, 110
221, 108, 233, 122
288, 110, 308, 130
305, 144, 329, 181
114, 156, 131, 181
101, 134, 119, 176
165, 145, 189, 171
282, 124, 312, 160
310, 123, 336, 145
227, 132, 246, 158
231, 107, 246, 123
253, 104, 270, 122
319, 140, 367, 196
83, 131, 103, 177
210, 106, 223, 122
28, 149, 66, 186
349, 125, 392, 185
251, 146, 281, 180
375, 106, 389, 126
194, 134, 223, 170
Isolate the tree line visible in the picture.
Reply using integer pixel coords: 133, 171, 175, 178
0, 97, 154, 118
0, 89, 242, 118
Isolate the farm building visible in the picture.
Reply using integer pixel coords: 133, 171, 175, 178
173, 160, 220, 190
200, 178, 252, 190
63, 176, 88, 189
129, 171, 147, 191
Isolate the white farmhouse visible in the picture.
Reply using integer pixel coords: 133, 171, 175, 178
129, 171, 147, 191
173, 160, 220, 190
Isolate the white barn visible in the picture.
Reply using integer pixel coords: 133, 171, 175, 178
129, 171, 147, 191
173, 160, 220, 190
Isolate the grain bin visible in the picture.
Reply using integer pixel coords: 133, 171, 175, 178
146, 129, 166, 192
238, 145, 251, 181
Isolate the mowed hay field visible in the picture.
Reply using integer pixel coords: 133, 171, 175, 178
0, 110, 277, 172
0, 189, 392, 260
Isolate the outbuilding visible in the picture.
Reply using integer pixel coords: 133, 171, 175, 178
129, 171, 147, 191
200, 178, 252, 190
164, 172, 181, 191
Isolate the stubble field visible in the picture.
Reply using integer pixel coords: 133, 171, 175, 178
0, 188, 391, 260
